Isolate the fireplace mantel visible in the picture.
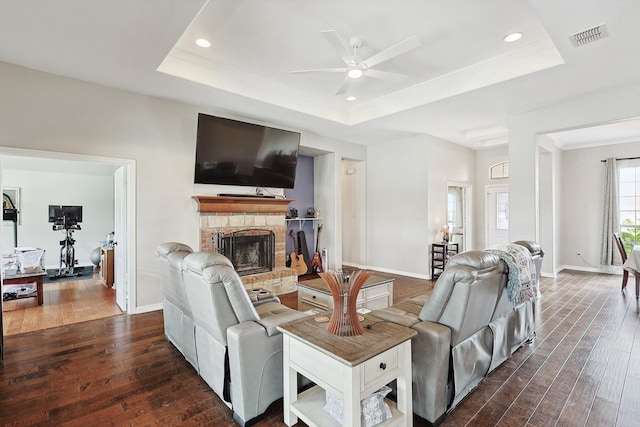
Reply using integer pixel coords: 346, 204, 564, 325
192, 195, 292, 214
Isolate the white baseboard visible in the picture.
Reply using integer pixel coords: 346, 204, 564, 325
343, 262, 430, 280
556, 264, 621, 275
134, 302, 163, 314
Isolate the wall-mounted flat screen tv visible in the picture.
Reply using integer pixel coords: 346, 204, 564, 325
194, 113, 301, 189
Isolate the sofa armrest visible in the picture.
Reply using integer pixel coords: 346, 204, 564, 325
411, 321, 452, 424
249, 289, 281, 306
227, 321, 286, 425
255, 303, 308, 336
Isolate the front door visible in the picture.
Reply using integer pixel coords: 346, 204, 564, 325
486, 185, 509, 247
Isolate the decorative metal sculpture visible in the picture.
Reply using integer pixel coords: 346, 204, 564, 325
319, 269, 372, 336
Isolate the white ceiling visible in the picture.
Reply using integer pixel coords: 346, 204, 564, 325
0, 0, 638, 150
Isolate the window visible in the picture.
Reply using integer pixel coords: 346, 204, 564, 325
447, 192, 457, 228
496, 193, 509, 230
490, 161, 509, 179
619, 161, 640, 253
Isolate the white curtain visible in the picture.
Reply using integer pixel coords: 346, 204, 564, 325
600, 158, 621, 265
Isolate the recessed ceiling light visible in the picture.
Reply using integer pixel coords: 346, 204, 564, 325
346, 96, 357, 102
503, 32, 522, 43
347, 68, 364, 79
195, 38, 212, 48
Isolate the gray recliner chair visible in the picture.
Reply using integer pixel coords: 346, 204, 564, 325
182, 251, 307, 426
155, 242, 198, 370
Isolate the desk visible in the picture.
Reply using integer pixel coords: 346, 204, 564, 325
622, 245, 640, 298
3, 271, 47, 305
278, 313, 417, 427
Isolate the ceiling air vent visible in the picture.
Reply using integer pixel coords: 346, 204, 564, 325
570, 24, 608, 47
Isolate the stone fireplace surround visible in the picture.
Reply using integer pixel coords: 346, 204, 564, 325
193, 195, 298, 295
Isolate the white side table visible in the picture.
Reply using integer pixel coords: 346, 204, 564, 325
278, 314, 416, 427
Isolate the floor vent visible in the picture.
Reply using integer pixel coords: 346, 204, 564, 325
570, 24, 608, 47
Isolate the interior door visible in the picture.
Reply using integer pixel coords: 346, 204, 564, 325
114, 166, 127, 312
486, 185, 509, 247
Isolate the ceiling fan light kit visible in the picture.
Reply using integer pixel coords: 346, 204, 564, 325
347, 68, 364, 79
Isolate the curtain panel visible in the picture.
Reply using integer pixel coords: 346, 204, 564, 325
600, 158, 621, 266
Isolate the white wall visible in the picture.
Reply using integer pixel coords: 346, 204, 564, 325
367, 134, 475, 278
560, 141, 640, 273
2, 168, 114, 267
537, 135, 563, 276
509, 83, 640, 242
0, 61, 366, 310
341, 158, 366, 267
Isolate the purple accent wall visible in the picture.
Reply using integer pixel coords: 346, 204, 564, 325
284, 156, 315, 263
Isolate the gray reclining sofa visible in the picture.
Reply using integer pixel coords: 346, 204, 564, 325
369, 240, 544, 426
156, 243, 307, 426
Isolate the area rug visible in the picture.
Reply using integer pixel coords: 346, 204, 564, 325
44, 266, 96, 283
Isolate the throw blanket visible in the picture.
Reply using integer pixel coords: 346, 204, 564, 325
487, 243, 536, 304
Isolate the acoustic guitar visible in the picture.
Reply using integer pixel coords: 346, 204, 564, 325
310, 224, 323, 273
289, 230, 308, 275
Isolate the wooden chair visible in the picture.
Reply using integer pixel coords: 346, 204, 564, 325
613, 232, 639, 298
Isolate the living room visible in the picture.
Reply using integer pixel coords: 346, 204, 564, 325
1, 0, 640, 425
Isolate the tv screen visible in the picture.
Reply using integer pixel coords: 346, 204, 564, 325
48, 205, 83, 224
194, 113, 301, 189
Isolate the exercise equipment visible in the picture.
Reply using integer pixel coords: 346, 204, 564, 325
48, 205, 83, 279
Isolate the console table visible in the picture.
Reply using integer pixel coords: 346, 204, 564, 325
297, 275, 393, 312
3, 271, 47, 305
278, 313, 416, 427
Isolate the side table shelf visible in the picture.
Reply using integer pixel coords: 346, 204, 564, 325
431, 243, 459, 280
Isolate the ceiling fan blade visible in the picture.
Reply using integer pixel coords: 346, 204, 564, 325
335, 77, 351, 95
365, 69, 409, 81
321, 30, 354, 66
290, 68, 346, 74
361, 35, 421, 69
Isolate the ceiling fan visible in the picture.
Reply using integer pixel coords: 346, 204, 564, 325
290, 30, 421, 95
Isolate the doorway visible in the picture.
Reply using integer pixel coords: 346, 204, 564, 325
486, 185, 510, 247
447, 183, 472, 251
1, 149, 134, 355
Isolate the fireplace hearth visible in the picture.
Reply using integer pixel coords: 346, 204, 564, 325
215, 229, 275, 276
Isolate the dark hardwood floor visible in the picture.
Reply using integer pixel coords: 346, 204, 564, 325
1, 270, 637, 426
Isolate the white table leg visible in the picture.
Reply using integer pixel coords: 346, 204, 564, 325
343, 364, 361, 426
282, 335, 298, 426
397, 340, 413, 426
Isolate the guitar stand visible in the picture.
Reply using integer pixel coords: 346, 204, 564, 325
49, 224, 83, 280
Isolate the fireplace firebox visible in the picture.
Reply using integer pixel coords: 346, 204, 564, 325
215, 229, 275, 276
